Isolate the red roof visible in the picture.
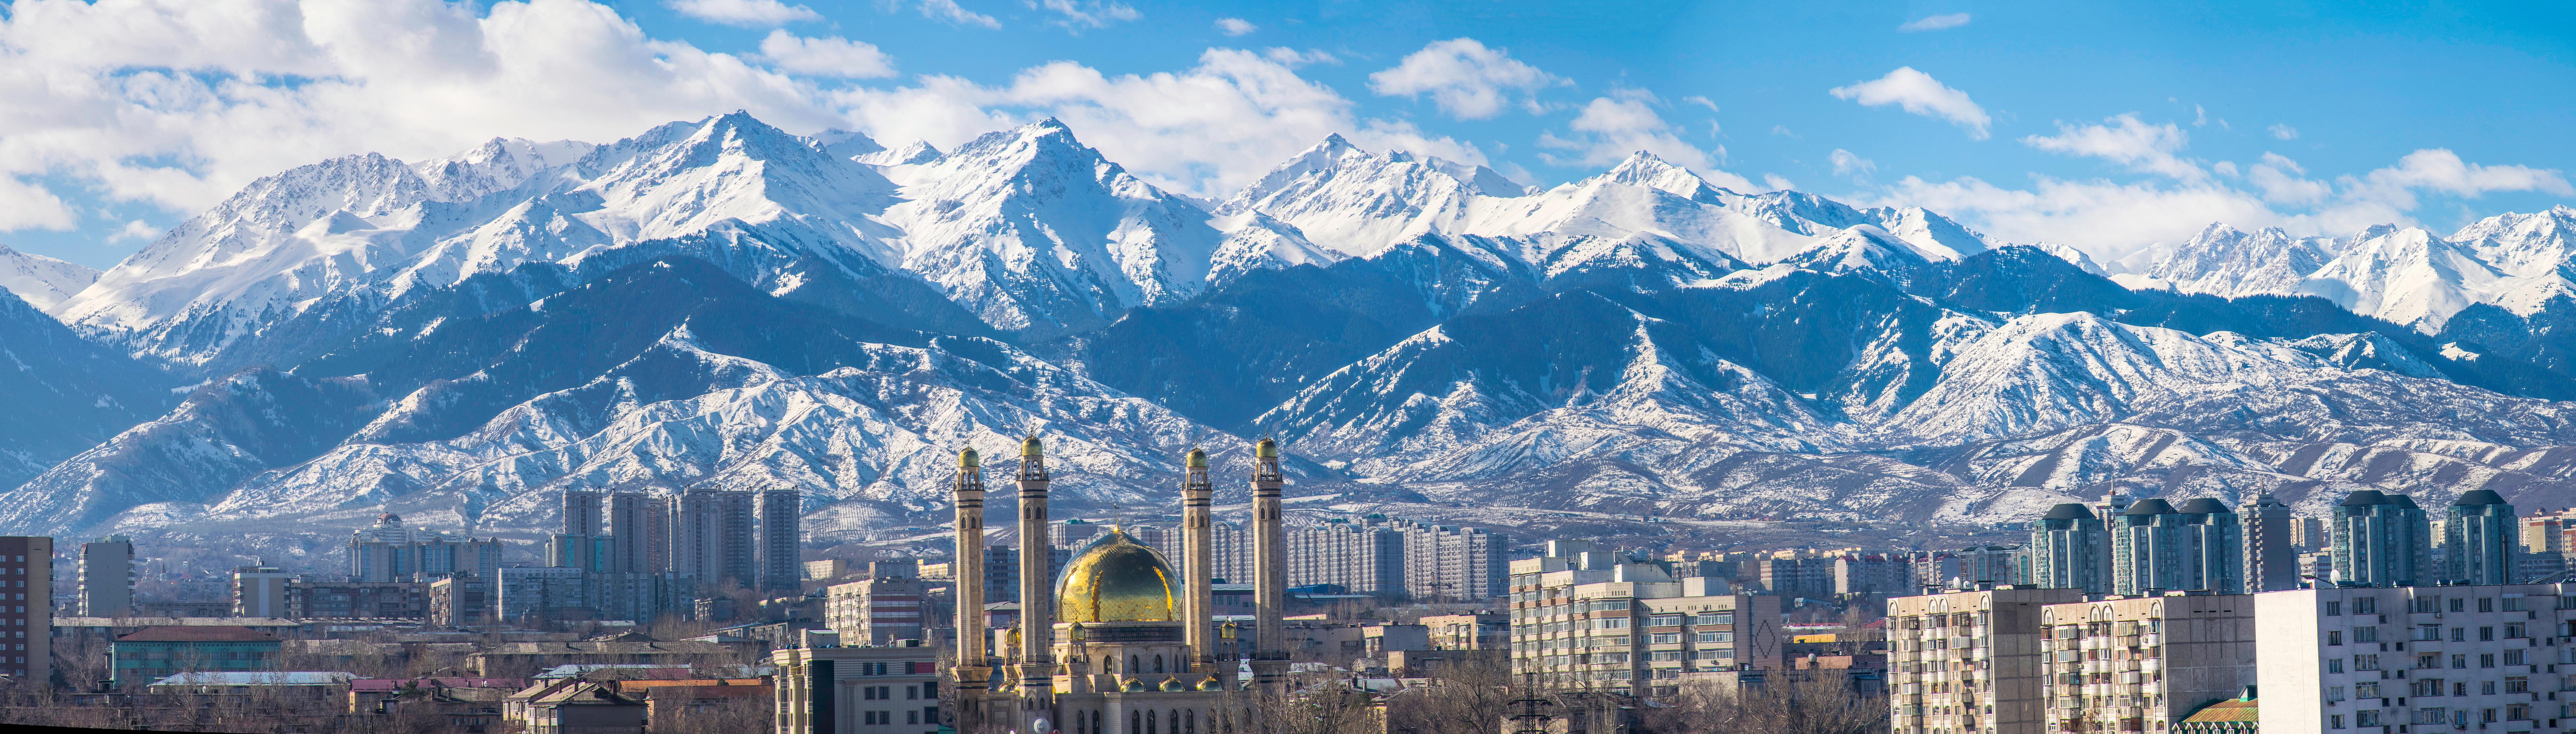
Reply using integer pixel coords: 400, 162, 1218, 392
351, 678, 525, 692
116, 626, 280, 642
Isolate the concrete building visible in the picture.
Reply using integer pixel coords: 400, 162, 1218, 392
771, 635, 944, 734
2038, 595, 2257, 734
1834, 553, 1909, 596
2289, 516, 2327, 552
606, 491, 669, 574
1420, 612, 1507, 651
496, 567, 588, 623
232, 565, 291, 619
672, 489, 758, 590
80, 534, 134, 618
286, 580, 427, 619
759, 489, 803, 593
1397, 520, 1507, 601
1761, 556, 1839, 601
1886, 588, 2086, 734
1508, 555, 1783, 698
2255, 584, 2574, 732
2030, 504, 2108, 593
348, 514, 504, 584
111, 625, 280, 685
2331, 490, 2432, 587
429, 574, 489, 626
1288, 517, 1405, 596
2245, 492, 2300, 592
2109, 499, 2242, 596
0, 537, 49, 681
2444, 489, 2519, 585
826, 577, 926, 646
562, 489, 605, 537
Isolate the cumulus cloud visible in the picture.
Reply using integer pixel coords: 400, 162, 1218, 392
1215, 18, 1256, 36
1537, 89, 1757, 191
106, 219, 159, 244
1034, 0, 1139, 29
0, 0, 839, 219
2021, 113, 2203, 181
1682, 95, 1717, 112
665, 0, 818, 26
1897, 13, 1970, 32
1368, 38, 1559, 120
2268, 123, 2298, 140
904, 0, 1001, 29
758, 30, 896, 78
1829, 67, 1991, 139
833, 48, 1488, 197
0, 177, 76, 231
1829, 149, 1875, 180
1863, 148, 2574, 261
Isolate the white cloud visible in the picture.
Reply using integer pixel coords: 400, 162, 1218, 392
2021, 113, 2204, 181
905, 0, 1001, 29
1829, 67, 1991, 139
1863, 148, 2573, 262
758, 31, 896, 78
1034, 0, 1139, 29
2192, 104, 2207, 127
1262, 47, 1337, 68
1682, 95, 1717, 112
0, 0, 843, 221
1762, 174, 1794, 192
665, 0, 819, 26
106, 219, 159, 244
833, 48, 1488, 197
1215, 18, 1256, 36
2268, 123, 2298, 140
1537, 89, 1756, 191
1367, 38, 1559, 120
0, 177, 76, 231
1829, 149, 1875, 179
1897, 13, 1971, 32
1770, 125, 1799, 138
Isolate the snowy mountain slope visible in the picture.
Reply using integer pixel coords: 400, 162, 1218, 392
0, 289, 174, 489
2455, 205, 2576, 279
1215, 134, 1519, 257
2139, 223, 2336, 297
2298, 225, 2512, 331
0, 244, 100, 310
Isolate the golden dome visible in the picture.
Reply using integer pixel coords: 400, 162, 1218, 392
1054, 528, 1178, 624
1186, 447, 1207, 468
1022, 435, 1044, 457
1255, 437, 1277, 458
959, 447, 981, 467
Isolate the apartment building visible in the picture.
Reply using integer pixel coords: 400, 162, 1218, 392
2257, 584, 2576, 732
2038, 595, 2256, 733
1887, 588, 2085, 734
771, 637, 944, 734
80, 535, 134, 618
1508, 556, 1782, 698
825, 577, 926, 645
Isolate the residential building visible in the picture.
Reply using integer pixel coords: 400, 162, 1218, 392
2038, 595, 2257, 734
80, 534, 135, 618
547, 534, 617, 573
233, 565, 292, 619
349, 514, 504, 584
2255, 584, 2575, 732
429, 574, 489, 626
825, 577, 926, 645
2331, 490, 2432, 587
2179, 499, 2246, 594
524, 679, 646, 734
770, 638, 944, 734
759, 489, 802, 593
2246, 492, 2300, 592
1886, 587, 2086, 734
1761, 556, 1839, 600
0, 536, 49, 681
1420, 612, 1507, 651
1509, 554, 1783, 698
2444, 489, 2519, 585
1397, 519, 1507, 601
496, 567, 589, 623
563, 489, 605, 537
111, 625, 282, 685
2289, 516, 2327, 552
976, 545, 1068, 602
2110, 499, 2194, 596
2030, 504, 2108, 593
607, 491, 669, 574
806, 559, 850, 581
1834, 553, 1909, 596
672, 488, 758, 590
1288, 517, 1406, 596
286, 580, 428, 619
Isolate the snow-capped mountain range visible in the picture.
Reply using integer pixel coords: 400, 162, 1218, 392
7, 111, 2576, 550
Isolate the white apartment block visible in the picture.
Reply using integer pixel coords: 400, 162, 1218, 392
1508, 557, 1781, 698
826, 577, 926, 645
1889, 588, 2085, 734
2038, 595, 2256, 734
2258, 585, 2576, 733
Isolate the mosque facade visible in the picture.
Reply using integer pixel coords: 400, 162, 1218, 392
950, 437, 1294, 734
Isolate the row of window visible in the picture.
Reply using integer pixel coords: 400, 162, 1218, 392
2323, 594, 2575, 617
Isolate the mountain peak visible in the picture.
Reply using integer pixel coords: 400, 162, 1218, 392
1595, 151, 1714, 199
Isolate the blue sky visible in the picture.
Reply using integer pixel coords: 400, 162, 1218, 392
4, 0, 2574, 268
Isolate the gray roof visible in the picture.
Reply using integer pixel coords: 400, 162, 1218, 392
2122, 499, 2178, 516
2340, 490, 2388, 507
148, 671, 355, 686
2454, 489, 2509, 506
2176, 498, 2232, 514
2041, 504, 2095, 520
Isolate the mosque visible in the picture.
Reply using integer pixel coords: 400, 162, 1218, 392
947, 436, 1295, 734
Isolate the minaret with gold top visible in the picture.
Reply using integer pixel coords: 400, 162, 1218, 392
1179, 448, 1216, 668
1014, 436, 1055, 728
950, 448, 994, 733
1249, 436, 1290, 691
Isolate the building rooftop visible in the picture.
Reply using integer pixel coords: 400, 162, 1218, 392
58, 617, 302, 628
116, 626, 281, 642
2179, 696, 2258, 723
2455, 489, 2509, 506
2122, 499, 2178, 516
2040, 504, 2095, 520
148, 671, 353, 686
2175, 498, 2231, 514
2341, 490, 2389, 507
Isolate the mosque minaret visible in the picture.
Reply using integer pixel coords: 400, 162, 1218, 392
954, 437, 1282, 734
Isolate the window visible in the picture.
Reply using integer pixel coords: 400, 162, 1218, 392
2356, 710, 2381, 727
2504, 596, 2527, 612
2507, 677, 2529, 694
2417, 654, 2440, 669
2327, 659, 2344, 673
2357, 682, 2380, 698
2509, 704, 2531, 721
1650, 651, 1684, 661
2453, 598, 2467, 612
1650, 634, 1681, 644
2507, 650, 2527, 666
2355, 627, 2378, 643
1698, 632, 1732, 643
2416, 597, 2442, 613
2330, 714, 2346, 729
1697, 613, 1732, 626
2453, 628, 2466, 642
2483, 681, 2497, 695
2326, 601, 2342, 616
2482, 654, 2497, 668
2480, 626, 2495, 641
2412, 679, 2443, 697
2479, 597, 2495, 612
2356, 597, 2378, 614
2418, 625, 2442, 641
2506, 623, 2526, 639
2328, 631, 2343, 646
2414, 709, 2448, 725
2484, 708, 2498, 723
1650, 615, 1684, 626
1599, 618, 1629, 629
2354, 655, 2379, 671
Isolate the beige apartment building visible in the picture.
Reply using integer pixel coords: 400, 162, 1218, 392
1509, 556, 1781, 698
2257, 584, 2576, 733
2039, 595, 2257, 734
1888, 588, 2085, 734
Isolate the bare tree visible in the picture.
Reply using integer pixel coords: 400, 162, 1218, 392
1385, 656, 1513, 734
1636, 673, 1886, 734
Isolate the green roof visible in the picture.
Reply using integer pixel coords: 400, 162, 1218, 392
2180, 697, 2258, 723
